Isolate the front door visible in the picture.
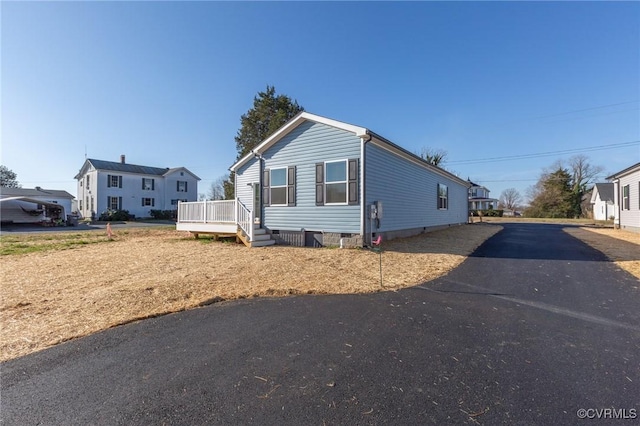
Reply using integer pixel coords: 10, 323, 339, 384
253, 183, 261, 225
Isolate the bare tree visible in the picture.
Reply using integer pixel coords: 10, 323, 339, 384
417, 147, 448, 167
499, 188, 523, 211
207, 174, 228, 200
568, 154, 603, 193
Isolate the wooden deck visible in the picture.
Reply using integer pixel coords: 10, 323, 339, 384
176, 200, 274, 247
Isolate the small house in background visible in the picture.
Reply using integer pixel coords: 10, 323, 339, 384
607, 162, 640, 232
0, 187, 74, 225
177, 112, 470, 247
467, 180, 498, 211
75, 155, 200, 220
589, 183, 614, 221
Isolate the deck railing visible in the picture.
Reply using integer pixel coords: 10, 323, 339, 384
177, 200, 236, 223
236, 200, 254, 242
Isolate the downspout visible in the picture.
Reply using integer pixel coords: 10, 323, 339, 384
360, 133, 372, 246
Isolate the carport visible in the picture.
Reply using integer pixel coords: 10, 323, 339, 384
0, 196, 67, 224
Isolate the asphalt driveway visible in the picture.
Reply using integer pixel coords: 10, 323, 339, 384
2, 223, 639, 425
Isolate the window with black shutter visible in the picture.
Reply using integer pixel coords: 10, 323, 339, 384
263, 169, 270, 206
315, 163, 324, 205
287, 166, 296, 206
348, 159, 359, 205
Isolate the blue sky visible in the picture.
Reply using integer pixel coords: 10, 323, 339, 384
2, 1, 639, 204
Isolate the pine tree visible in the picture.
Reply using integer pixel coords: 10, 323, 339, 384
526, 168, 577, 218
225, 86, 304, 198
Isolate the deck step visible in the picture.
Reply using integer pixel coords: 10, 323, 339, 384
251, 239, 276, 247
236, 226, 276, 248
252, 233, 272, 242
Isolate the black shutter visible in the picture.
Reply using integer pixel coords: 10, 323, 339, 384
107, 175, 112, 188
118, 197, 122, 210
142, 198, 145, 207
107, 196, 110, 208
152, 198, 155, 207
348, 159, 359, 205
118, 176, 122, 188
315, 163, 324, 206
263, 169, 270, 207
185, 181, 188, 192
151, 179, 154, 190
142, 178, 145, 190
287, 166, 296, 206
177, 181, 179, 191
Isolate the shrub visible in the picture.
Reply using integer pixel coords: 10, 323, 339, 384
99, 209, 131, 221
470, 209, 504, 217
149, 210, 177, 220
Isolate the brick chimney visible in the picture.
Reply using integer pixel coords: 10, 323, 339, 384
120, 155, 126, 164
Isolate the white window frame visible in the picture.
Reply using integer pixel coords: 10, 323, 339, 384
438, 183, 448, 210
110, 175, 120, 188
142, 197, 155, 207
177, 181, 187, 192
143, 178, 154, 191
325, 160, 348, 205
108, 196, 120, 210
270, 168, 288, 206
622, 184, 630, 210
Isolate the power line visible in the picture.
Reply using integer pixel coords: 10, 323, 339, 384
449, 140, 640, 165
533, 100, 639, 120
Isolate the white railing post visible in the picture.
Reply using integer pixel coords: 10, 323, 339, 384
249, 205, 254, 242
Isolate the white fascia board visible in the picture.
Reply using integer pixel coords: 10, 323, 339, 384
606, 162, 640, 180
368, 137, 470, 187
230, 112, 368, 172
229, 152, 257, 173
163, 167, 201, 181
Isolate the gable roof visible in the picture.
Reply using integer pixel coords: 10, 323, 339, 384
606, 162, 640, 180
230, 112, 468, 187
593, 183, 614, 203
0, 187, 74, 199
75, 159, 200, 180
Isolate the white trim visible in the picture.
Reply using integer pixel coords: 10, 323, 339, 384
368, 137, 470, 187
438, 183, 448, 210
270, 167, 288, 206
230, 112, 368, 172
163, 167, 201, 181
325, 159, 349, 205
360, 137, 366, 237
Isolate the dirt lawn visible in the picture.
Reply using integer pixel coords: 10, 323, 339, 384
1, 224, 501, 362
564, 227, 640, 279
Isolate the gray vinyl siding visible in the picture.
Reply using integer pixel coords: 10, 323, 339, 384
235, 157, 260, 212
262, 121, 361, 233
618, 169, 640, 231
365, 143, 468, 233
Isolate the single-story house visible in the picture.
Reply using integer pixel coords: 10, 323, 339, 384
589, 183, 614, 221
0, 187, 74, 225
177, 112, 470, 247
75, 155, 200, 219
607, 162, 640, 232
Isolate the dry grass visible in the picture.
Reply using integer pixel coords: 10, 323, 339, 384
0, 224, 501, 362
564, 227, 640, 279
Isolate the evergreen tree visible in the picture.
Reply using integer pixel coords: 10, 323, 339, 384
0, 165, 21, 188
225, 86, 304, 198
526, 168, 577, 218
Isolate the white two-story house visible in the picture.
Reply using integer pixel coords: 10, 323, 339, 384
468, 180, 498, 211
75, 155, 200, 219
